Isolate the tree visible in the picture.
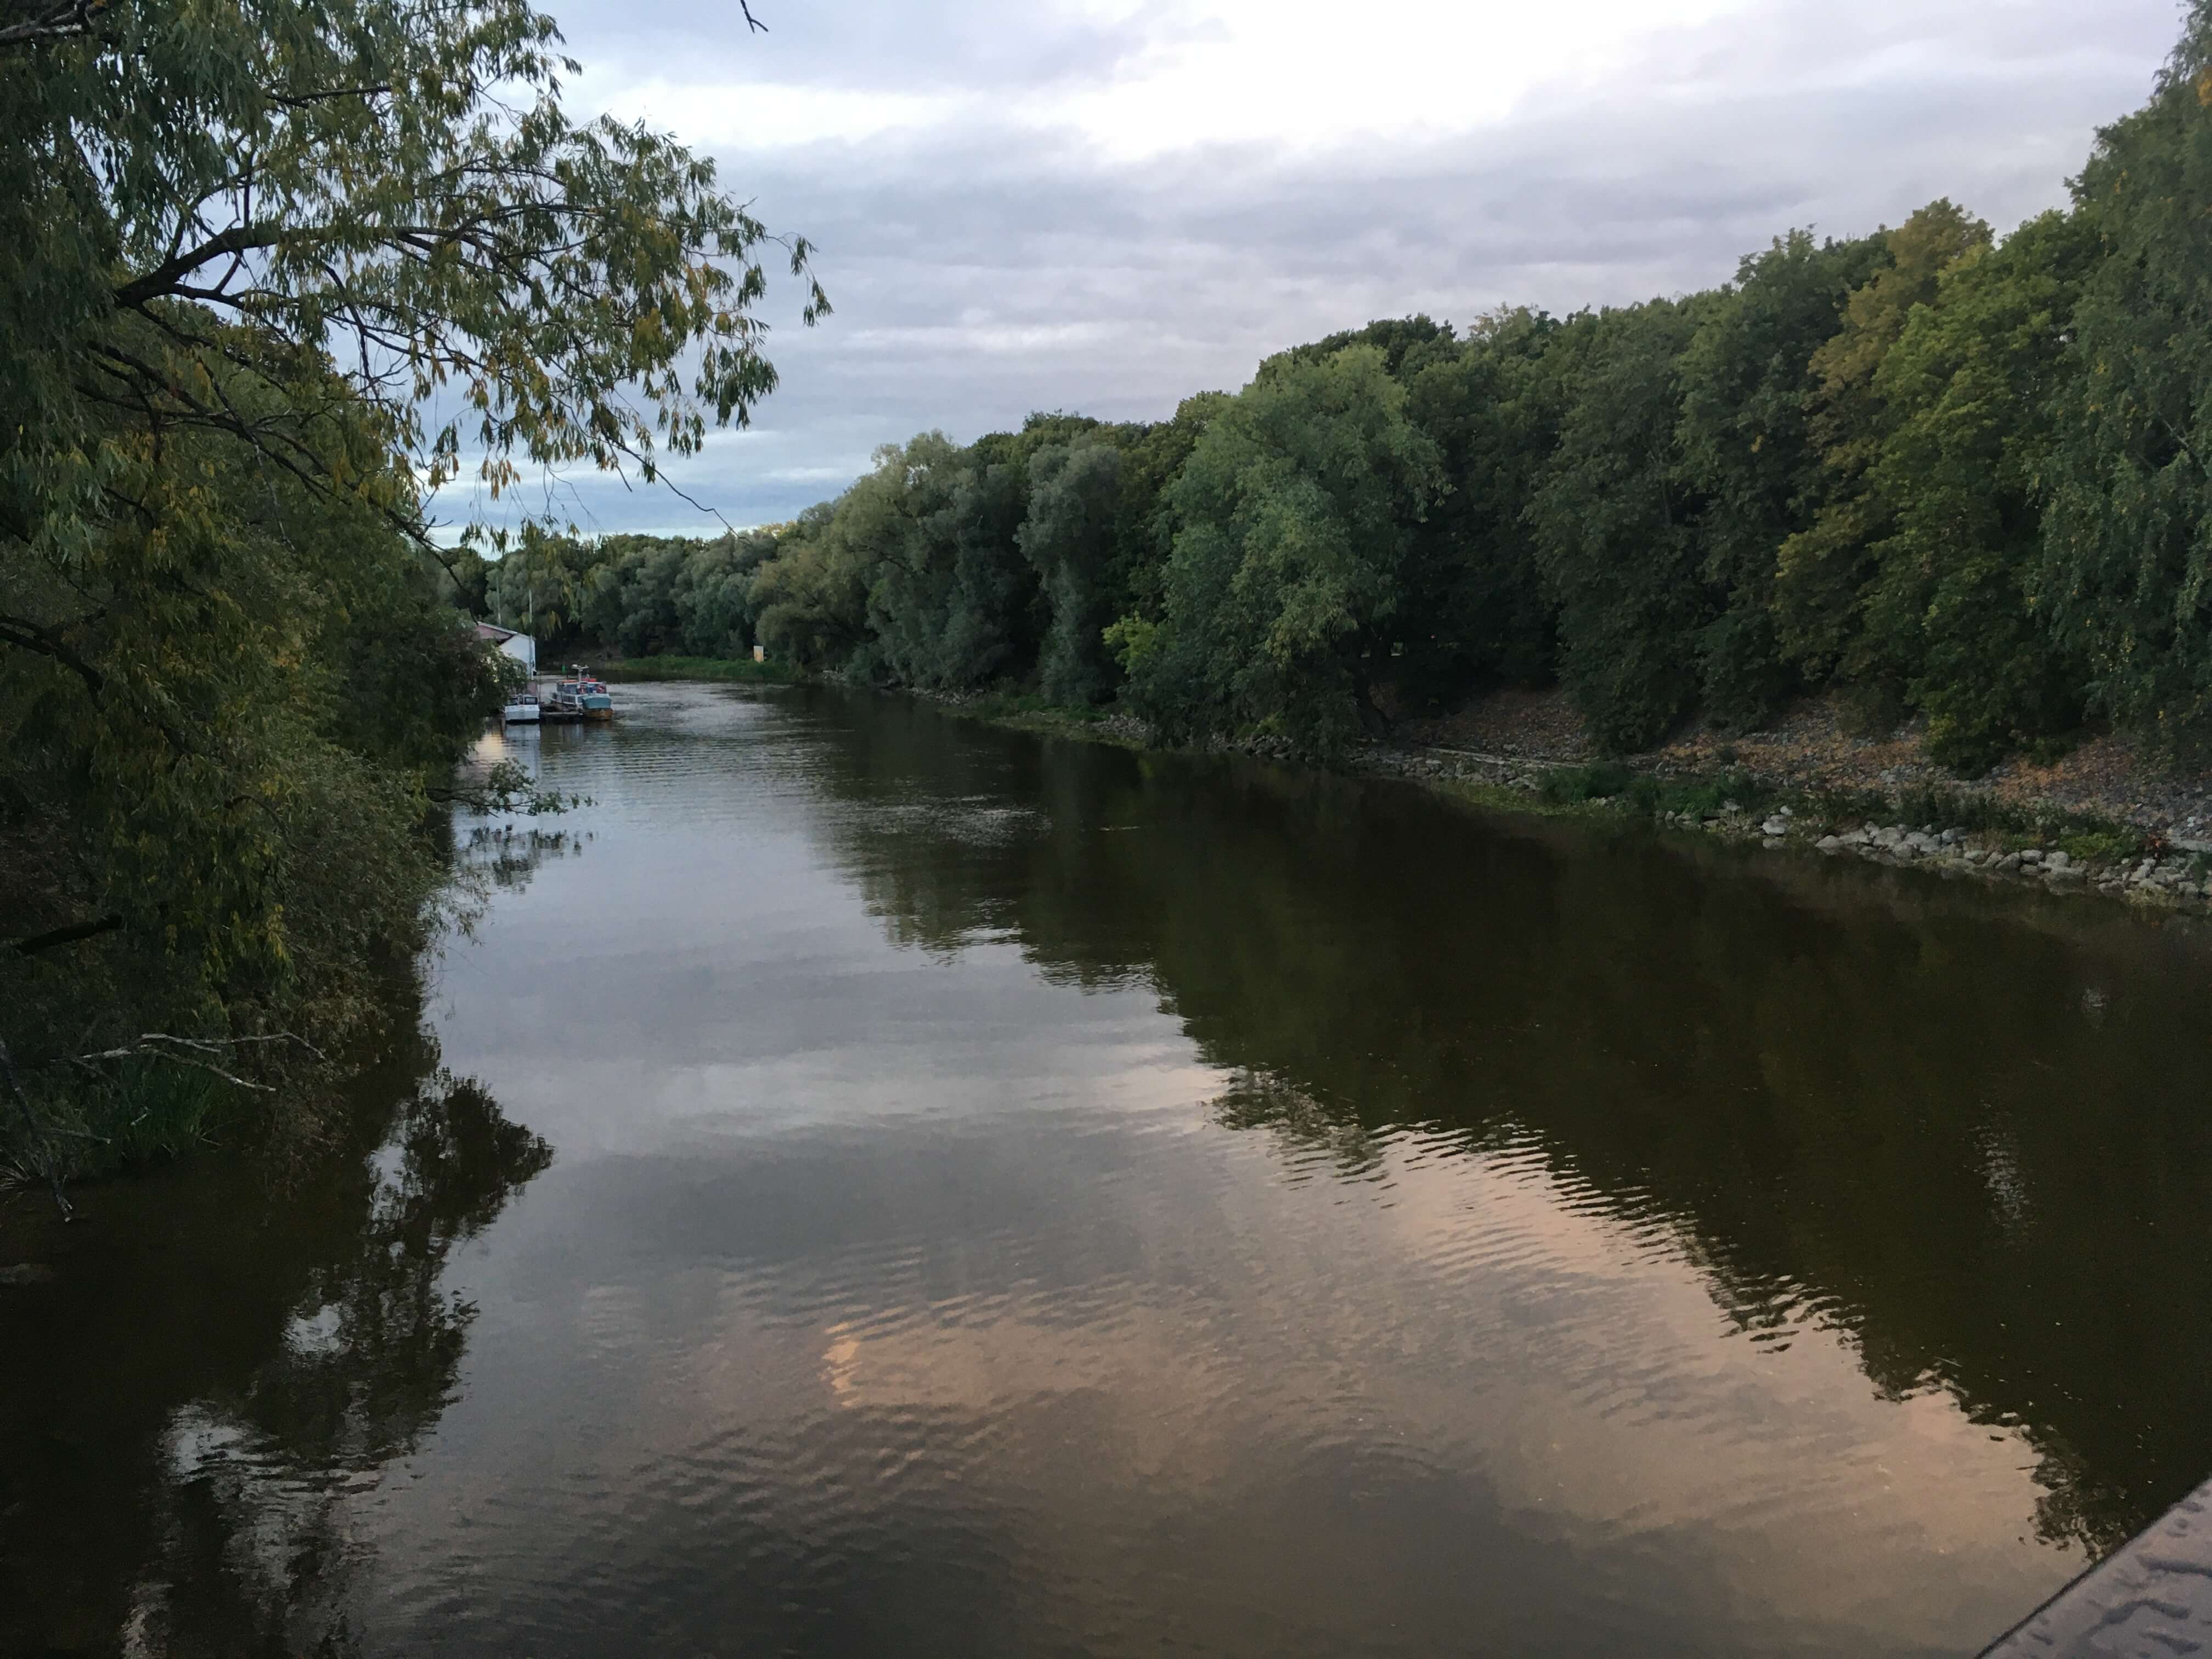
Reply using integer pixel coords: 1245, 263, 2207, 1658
1677, 228, 1889, 727
1855, 212, 2098, 771
1118, 346, 1442, 754
2038, 2, 2212, 750
1019, 435, 1126, 704
1771, 201, 1993, 692
1529, 300, 1716, 753
1, 0, 819, 1164
1266, 314, 1460, 385
1398, 307, 1565, 707
751, 503, 876, 674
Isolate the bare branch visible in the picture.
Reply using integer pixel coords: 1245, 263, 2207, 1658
0, 0, 110, 50
114, 223, 280, 311
60, 1031, 331, 1095
9, 914, 123, 957
0, 611, 105, 700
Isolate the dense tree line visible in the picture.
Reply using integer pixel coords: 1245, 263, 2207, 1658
574, 4, 2212, 776
1, 0, 811, 1172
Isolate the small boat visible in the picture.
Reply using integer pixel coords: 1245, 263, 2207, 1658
502, 691, 542, 724
545, 670, 616, 721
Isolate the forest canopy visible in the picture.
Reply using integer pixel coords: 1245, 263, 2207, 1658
541, 1, 2212, 780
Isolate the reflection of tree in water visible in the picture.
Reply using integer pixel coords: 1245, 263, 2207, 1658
262, 1073, 551, 1469
458, 822, 590, 894
0, 992, 551, 1656
128, 1071, 552, 1657
798, 707, 2212, 1559
1210, 1069, 1388, 1180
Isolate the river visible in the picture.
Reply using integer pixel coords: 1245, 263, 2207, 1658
6, 681, 2212, 1657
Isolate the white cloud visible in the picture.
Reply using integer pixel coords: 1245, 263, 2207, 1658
481, 0, 2182, 534
582, 74, 963, 148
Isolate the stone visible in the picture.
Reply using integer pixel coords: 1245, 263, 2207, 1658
2047, 850, 2073, 871
1816, 835, 1844, 854
1761, 817, 1790, 837
2019, 849, 2043, 865
0, 1264, 55, 1287
1997, 853, 2024, 872
1762, 837, 1786, 850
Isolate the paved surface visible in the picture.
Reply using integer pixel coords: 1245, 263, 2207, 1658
1981, 1477, 2212, 1656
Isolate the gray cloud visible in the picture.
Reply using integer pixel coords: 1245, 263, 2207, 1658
452, 0, 2182, 537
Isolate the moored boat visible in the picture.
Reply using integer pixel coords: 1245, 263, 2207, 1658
541, 667, 616, 721
502, 691, 542, 724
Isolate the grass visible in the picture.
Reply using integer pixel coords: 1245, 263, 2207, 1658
918, 687, 1154, 749
594, 654, 798, 685
1460, 757, 2155, 861
4, 1059, 246, 1188
956, 690, 1109, 724
1537, 762, 1771, 821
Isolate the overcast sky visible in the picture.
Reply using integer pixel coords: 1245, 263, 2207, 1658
441, 0, 2185, 539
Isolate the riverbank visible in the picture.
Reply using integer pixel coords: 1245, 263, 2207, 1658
595, 654, 797, 685
603, 662, 2212, 917
1362, 748, 2212, 916
926, 682, 2212, 919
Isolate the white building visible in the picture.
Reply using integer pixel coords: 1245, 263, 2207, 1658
473, 622, 538, 676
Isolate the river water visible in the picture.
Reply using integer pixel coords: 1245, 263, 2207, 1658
7, 681, 2212, 1657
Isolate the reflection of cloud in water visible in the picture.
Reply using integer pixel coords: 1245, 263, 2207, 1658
780, 706, 2212, 1561
712, 1124, 2064, 1651
358, 685, 2212, 1652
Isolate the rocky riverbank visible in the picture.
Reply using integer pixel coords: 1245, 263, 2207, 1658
902, 681, 2212, 919
1398, 685, 2212, 840
1355, 742, 2212, 916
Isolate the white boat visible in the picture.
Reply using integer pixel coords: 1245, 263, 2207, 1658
502, 691, 542, 724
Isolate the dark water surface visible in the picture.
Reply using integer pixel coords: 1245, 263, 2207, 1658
8, 682, 2212, 1657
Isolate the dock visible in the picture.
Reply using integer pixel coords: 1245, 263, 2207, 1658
1979, 1475, 2212, 1656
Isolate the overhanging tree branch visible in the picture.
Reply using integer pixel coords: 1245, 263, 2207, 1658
9, 915, 123, 957
0, 0, 109, 50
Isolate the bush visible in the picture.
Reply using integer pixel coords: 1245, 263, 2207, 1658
1538, 761, 1637, 804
